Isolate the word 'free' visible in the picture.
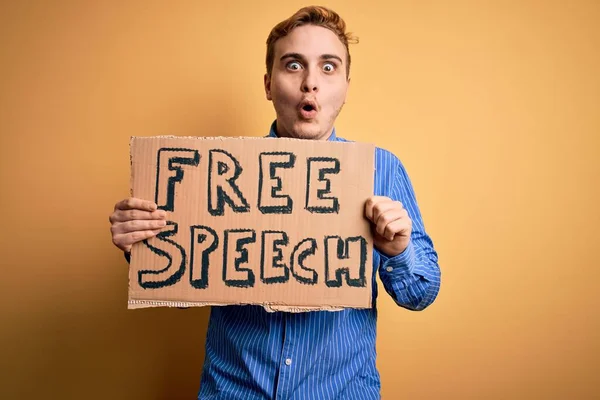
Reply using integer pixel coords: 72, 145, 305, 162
155, 147, 342, 215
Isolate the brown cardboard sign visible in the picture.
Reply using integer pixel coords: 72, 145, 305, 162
128, 136, 375, 312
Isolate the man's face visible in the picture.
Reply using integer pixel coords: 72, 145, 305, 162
265, 24, 350, 140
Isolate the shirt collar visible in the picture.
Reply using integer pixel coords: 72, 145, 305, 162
267, 120, 337, 142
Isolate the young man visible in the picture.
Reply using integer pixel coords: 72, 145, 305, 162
110, 6, 440, 399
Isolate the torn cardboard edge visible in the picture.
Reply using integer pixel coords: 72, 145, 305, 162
128, 299, 350, 313
130, 135, 370, 142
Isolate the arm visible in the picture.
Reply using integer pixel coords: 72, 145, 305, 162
367, 162, 441, 311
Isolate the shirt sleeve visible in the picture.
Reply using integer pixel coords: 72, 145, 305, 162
377, 161, 441, 311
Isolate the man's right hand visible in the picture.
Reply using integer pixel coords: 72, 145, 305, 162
109, 198, 167, 253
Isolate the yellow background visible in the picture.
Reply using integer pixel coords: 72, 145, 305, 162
1, 1, 598, 399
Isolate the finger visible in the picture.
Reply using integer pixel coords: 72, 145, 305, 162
113, 229, 163, 249
375, 209, 405, 237
110, 209, 167, 223
365, 196, 394, 221
112, 219, 167, 234
114, 198, 157, 212
373, 201, 404, 226
381, 218, 411, 241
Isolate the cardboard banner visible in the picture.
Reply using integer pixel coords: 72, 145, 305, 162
128, 136, 375, 312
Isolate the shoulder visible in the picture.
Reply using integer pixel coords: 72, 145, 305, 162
374, 146, 401, 168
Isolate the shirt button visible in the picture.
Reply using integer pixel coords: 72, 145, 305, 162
386, 266, 393, 272
285, 358, 292, 366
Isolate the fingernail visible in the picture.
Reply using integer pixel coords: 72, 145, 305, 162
158, 220, 166, 226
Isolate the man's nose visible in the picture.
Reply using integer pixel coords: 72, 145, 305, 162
301, 69, 319, 93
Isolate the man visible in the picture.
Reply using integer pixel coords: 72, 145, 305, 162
110, 6, 440, 399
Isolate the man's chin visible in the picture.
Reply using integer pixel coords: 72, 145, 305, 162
291, 121, 326, 140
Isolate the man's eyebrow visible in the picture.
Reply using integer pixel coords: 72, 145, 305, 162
280, 52, 305, 61
321, 54, 343, 64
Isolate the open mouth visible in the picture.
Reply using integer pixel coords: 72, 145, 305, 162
299, 100, 318, 119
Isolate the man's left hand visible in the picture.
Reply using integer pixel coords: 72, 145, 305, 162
364, 196, 412, 257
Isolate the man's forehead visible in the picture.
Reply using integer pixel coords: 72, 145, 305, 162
274, 25, 346, 59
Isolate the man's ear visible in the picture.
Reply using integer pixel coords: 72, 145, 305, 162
343, 76, 351, 104
264, 74, 272, 101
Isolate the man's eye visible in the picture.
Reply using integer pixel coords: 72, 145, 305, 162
323, 63, 336, 72
287, 61, 302, 70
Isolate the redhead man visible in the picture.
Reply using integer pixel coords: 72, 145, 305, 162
110, 6, 440, 399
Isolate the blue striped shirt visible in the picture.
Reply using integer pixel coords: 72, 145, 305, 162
198, 122, 441, 399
